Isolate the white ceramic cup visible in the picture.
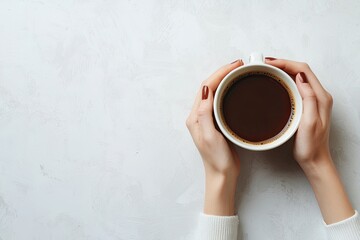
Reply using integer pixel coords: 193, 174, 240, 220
213, 52, 303, 151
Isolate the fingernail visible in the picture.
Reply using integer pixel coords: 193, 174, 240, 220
299, 72, 307, 83
202, 85, 209, 100
239, 59, 244, 65
230, 59, 240, 64
265, 57, 277, 61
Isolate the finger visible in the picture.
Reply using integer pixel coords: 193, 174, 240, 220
205, 59, 244, 91
188, 60, 244, 126
297, 72, 332, 124
265, 58, 306, 75
186, 86, 202, 128
197, 86, 217, 139
265, 58, 330, 104
296, 73, 319, 126
230, 144, 239, 162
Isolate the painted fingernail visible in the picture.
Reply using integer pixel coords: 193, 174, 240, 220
265, 57, 277, 61
202, 85, 209, 100
299, 72, 307, 83
230, 59, 240, 64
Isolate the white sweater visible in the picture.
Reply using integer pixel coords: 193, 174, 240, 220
198, 210, 360, 240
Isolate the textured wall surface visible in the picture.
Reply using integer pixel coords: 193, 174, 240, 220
0, 1, 359, 239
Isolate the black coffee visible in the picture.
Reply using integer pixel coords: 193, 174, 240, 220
222, 73, 292, 143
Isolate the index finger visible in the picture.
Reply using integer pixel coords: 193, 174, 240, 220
266, 58, 333, 123
205, 59, 244, 91
187, 60, 244, 126
265, 59, 329, 102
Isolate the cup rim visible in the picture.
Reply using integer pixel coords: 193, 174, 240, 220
213, 63, 303, 151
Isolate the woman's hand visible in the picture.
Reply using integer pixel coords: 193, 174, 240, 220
265, 59, 333, 169
266, 58, 354, 224
186, 60, 243, 216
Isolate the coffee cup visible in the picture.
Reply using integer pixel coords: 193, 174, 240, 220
213, 52, 303, 151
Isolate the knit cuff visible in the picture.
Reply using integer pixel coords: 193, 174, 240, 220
197, 213, 239, 240
324, 210, 360, 240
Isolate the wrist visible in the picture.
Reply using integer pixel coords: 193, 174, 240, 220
205, 172, 238, 194
204, 163, 239, 181
300, 155, 354, 224
298, 150, 333, 179
203, 173, 238, 216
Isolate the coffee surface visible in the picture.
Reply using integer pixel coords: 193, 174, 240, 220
222, 73, 292, 142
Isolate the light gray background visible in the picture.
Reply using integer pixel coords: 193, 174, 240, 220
0, 1, 359, 239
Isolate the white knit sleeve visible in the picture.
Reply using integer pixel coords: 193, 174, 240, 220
197, 213, 239, 240
324, 210, 360, 240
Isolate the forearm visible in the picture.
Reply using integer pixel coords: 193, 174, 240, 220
203, 173, 238, 216
301, 153, 354, 224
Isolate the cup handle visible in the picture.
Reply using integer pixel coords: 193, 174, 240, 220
249, 52, 264, 64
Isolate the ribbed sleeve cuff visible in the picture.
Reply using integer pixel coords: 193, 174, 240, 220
324, 210, 360, 240
197, 213, 239, 240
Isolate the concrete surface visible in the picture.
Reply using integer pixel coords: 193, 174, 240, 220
0, 0, 359, 239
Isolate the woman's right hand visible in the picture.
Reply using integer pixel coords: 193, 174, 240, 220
266, 58, 354, 224
265, 58, 333, 171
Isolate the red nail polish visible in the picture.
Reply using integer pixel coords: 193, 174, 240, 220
202, 85, 209, 100
299, 72, 307, 83
230, 59, 239, 64
265, 57, 277, 61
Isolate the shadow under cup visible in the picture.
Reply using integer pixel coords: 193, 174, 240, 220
214, 64, 303, 151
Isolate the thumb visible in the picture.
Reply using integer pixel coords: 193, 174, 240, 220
296, 72, 319, 125
197, 85, 216, 136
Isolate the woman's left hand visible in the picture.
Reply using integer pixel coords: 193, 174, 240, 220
186, 60, 243, 215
